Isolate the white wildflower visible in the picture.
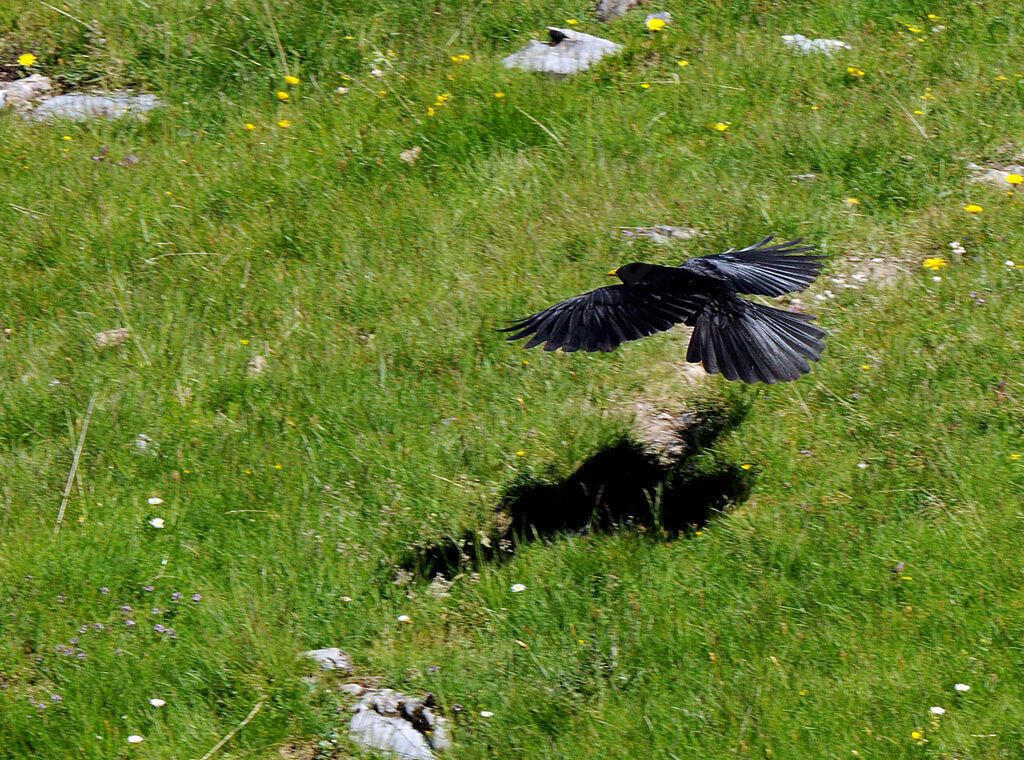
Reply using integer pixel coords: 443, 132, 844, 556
148, 518, 165, 529
511, 583, 526, 593
954, 683, 970, 692
147, 497, 164, 505
149, 698, 166, 707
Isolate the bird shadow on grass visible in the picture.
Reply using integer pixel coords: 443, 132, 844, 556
401, 402, 754, 578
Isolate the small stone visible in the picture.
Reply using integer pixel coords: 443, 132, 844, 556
400, 146, 422, 165
0, 74, 52, 110
781, 34, 851, 56
339, 682, 365, 696
595, 0, 646, 21
303, 647, 353, 671
248, 355, 268, 374
95, 327, 131, 349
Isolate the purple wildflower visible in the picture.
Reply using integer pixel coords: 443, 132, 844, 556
57, 594, 67, 603
120, 605, 132, 613
125, 619, 136, 627
153, 624, 166, 633
76, 651, 87, 660
192, 593, 202, 602
93, 623, 105, 630
51, 694, 63, 703
171, 592, 184, 602
114, 648, 125, 656
151, 608, 163, 615
143, 585, 154, 592
100, 587, 109, 594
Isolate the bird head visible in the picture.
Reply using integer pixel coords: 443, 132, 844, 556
607, 262, 654, 285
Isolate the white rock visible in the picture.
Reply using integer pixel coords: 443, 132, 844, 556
0, 74, 52, 110
781, 34, 851, 56
350, 709, 435, 760
28, 92, 163, 122
503, 28, 623, 75
303, 647, 353, 671
595, 0, 645, 21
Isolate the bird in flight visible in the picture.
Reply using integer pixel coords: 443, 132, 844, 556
501, 235, 826, 384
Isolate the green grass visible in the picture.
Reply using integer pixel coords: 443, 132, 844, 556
2, 1, 1024, 758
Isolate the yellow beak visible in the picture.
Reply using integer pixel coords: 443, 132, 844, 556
606, 269, 618, 277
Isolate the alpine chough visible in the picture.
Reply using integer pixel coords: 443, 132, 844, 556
501, 235, 826, 384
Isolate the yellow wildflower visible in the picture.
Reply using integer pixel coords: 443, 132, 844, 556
277, 119, 291, 128
494, 92, 505, 98
708, 122, 729, 131
907, 26, 922, 33
847, 67, 865, 76
995, 75, 1008, 81
241, 339, 250, 345
963, 204, 983, 213
1011, 453, 1021, 460
922, 258, 947, 270
927, 14, 939, 19
1006, 174, 1023, 185
62, 135, 72, 141
740, 464, 753, 470
17, 53, 37, 67
640, 83, 651, 89
244, 122, 256, 130
276, 91, 289, 100
274, 464, 283, 469
844, 197, 860, 206
566, 18, 579, 25
516, 450, 526, 457
678, 60, 689, 66
646, 17, 667, 31
427, 106, 436, 116
285, 75, 299, 85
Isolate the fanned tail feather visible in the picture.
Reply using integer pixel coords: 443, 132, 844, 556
686, 295, 825, 383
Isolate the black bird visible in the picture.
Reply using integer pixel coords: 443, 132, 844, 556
501, 235, 826, 384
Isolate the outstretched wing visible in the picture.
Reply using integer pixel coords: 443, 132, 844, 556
501, 284, 705, 352
680, 235, 825, 296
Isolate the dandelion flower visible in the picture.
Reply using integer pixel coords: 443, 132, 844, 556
147, 497, 164, 505
954, 683, 970, 692
397, 614, 412, 623
276, 91, 289, 100
515, 450, 526, 457
646, 17, 667, 31
708, 122, 729, 131
493, 92, 505, 98
149, 698, 166, 707
922, 257, 947, 270
847, 67, 865, 77
566, 19, 579, 25
127, 735, 144, 744
244, 123, 256, 130
284, 75, 300, 85
995, 75, 1008, 81
640, 83, 651, 89
1006, 174, 1023, 185
511, 583, 526, 593
844, 197, 860, 206
678, 60, 689, 66
740, 464, 753, 470
240, 338, 250, 345
910, 730, 922, 740
18, 53, 37, 67
963, 204, 983, 213
930, 706, 945, 715
277, 120, 291, 128
426, 106, 436, 116
148, 518, 165, 529
1011, 454, 1021, 460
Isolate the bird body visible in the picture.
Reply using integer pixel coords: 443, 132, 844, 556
502, 235, 826, 383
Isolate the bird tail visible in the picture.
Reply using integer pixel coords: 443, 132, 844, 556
686, 295, 825, 383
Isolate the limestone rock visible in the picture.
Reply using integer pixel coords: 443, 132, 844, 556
28, 92, 163, 122
781, 34, 851, 56
94, 327, 131, 349
967, 162, 1024, 187
349, 689, 452, 759
503, 28, 623, 75
303, 647, 353, 671
0, 74, 52, 110
595, 0, 646, 21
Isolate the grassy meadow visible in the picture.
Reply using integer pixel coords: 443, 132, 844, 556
2, 0, 1024, 757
